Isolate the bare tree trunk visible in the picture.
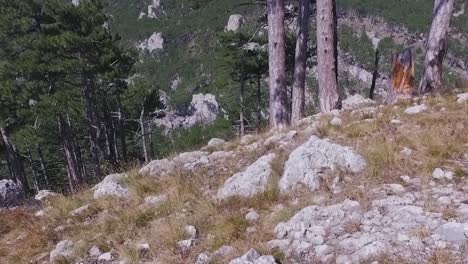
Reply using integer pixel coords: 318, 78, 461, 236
58, 115, 83, 192
267, 0, 289, 129
117, 93, 128, 163
37, 145, 49, 187
140, 108, 149, 163
81, 71, 102, 178
240, 62, 246, 137
0, 127, 29, 193
256, 73, 262, 125
317, 0, 340, 112
369, 49, 380, 99
27, 150, 39, 192
291, 0, 310, 125
419, 0, 455, 94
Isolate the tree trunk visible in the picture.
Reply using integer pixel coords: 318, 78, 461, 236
27, 150, 39, 192
317, 0, 340, 112
256, 73, 262, 125
37, 145, 49, 187
81, 71, 102, 178
267, 0, 289, 129
0, 127, 29, 193
117, 93, 128, 163
369, 49, 380, 99
140, 108, 149, 163
57, 115, 83, 192
291, 0, 310, 125
419, 0, 455, 94
240, 62, 246, 137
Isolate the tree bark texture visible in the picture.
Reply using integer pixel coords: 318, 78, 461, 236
419, 0, 455, 93
317, 0, 340, 112
291, 0, 310, 125
57, 115, 83, 192
0, 127, 29, 193
267, 0, 289, 129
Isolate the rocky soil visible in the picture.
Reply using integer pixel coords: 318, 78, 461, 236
1, 91, 468, 264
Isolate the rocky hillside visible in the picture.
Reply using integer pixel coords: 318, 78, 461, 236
102, 0, 468, 154
1, 90, 467, 263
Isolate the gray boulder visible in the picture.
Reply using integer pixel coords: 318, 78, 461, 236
50, 240, 75, 263
342, 94, 375, 110
35, 190, 59, 202
225, 14, 244, 32
0, 179, 24, 208
229, 249, 277, 264
404, 104, 428, 115
138, 32, 164, 52
456, 92, 468, 103
434, 222, 468, 243
279, 136, 366, 193
217, 153, 276, 199
93, 173, 129, 199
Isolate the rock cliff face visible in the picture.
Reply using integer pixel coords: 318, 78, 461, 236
154, 93, 220, 133
0, 179, 24, 208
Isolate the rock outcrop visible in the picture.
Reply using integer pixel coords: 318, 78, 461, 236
93, 174, 129, 199
138, 32, 164, 52
229, 249, 277, 264
279, 136, 366, 193
0, 179, 24, 208
225, 14, 244, 32
154, 93, 219, 133
50, 240, 75, 263
217, 153, 276, 199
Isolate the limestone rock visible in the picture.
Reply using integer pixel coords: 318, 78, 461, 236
434, 222, 468, 243
225, 14, 244, 32
245, 210, 260, 222
330, 117, 343, 127
342, 94, 375, 110
35, 190, 59, 203
184, 225, 198, 239
50, 240, 75, 263
404, 104, 428, 115
229, 249, 277, 264
279, 136, 366, 193
138, 32, 164, 52
207, 138, 226, 148
69, 204, 91, 217
93, 173, 129, 199
456, 92, 468, 103
89, 246, 102, 257
0, 179, 24, 208
144, 194, 168, 206
154, 93, 219, 133
217, 153, 276, 199
98, 252, 113, 262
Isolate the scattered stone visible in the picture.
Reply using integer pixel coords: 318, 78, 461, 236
69, 204, 91, 217
217, 153, 276, 199
432, 168, 454, 180
404, 104, 428, 115
177, 239, 194, 252
50, 240, 75, 263
138, 32, 164, 52
93, 173, 129, 199
225, 14, 244, 32
229, 249, 277, 264
245, 210, 260, 222
136, 243, 151, 253
98, 252, 113, 262
342, 94, 375, 110
330, 117, 343, 127
456, 92, 468, 104
144, 194, 168, 206
279, 136, 366, 193
184, 225, 198, 239
207, 138, 225, 148
89, 246, 102, 257
35, 190, 59, 202
400, 147, 413, 157
0, 179, 24, 208
390, 119, 403, 125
